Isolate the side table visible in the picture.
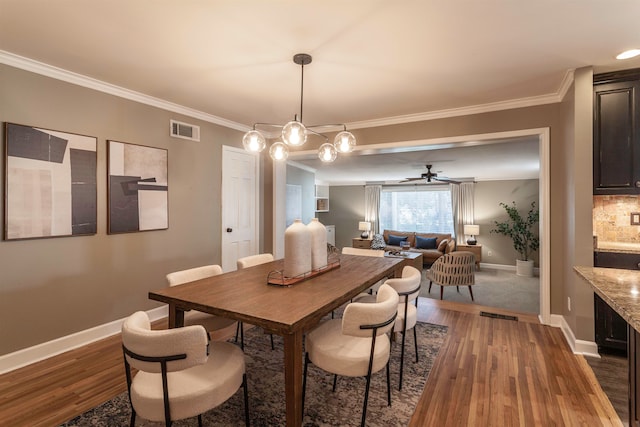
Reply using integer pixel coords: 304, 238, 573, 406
457, 244, 482, 270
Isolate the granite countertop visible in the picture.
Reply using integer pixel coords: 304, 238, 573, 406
575, 266, 640, 332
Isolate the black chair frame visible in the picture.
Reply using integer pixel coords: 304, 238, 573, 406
122, 342, 249, 427
395, 282, 422, 391
302, 311, 398, 427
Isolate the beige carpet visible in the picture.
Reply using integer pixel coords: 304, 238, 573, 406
419, 267, 540, 314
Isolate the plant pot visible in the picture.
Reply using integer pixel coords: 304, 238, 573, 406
516, 259, 534, 277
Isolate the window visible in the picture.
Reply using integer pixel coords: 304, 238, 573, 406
379, 186, 454, 234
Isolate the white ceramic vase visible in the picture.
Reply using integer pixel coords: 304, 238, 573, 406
284, 219, 312, 278
307, 218, 327, 270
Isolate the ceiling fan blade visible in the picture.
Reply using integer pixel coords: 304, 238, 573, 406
400, 177, 425, 182
434, 176, 462, 184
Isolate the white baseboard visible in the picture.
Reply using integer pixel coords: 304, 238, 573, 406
0, 306, 168, 375
479, 262, 540, 276
549, 314, 600, 358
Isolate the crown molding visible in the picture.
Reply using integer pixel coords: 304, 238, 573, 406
0, 50, 249, 132
1, 50, 574, 132
347, 69, 576, 130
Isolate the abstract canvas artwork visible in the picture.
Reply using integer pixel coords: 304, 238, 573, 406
4, 123, 97, 240
108, 140, 168, 234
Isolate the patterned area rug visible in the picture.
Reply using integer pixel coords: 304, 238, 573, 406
61, 321, 447, 427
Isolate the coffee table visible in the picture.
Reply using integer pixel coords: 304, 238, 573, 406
384, 250, 423, 275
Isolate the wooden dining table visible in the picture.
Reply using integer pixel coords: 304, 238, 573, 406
148, 253, 404, 427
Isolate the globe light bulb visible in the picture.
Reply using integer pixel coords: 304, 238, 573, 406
242, 130, 266, 153
333, 131, 356, 153
269, 141, 289, 161
318, 143, 337, 162
282, 121, 307, 146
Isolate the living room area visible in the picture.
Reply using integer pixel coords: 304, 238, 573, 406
286, 136, 542, 316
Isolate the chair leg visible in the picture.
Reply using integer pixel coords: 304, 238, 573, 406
198, 414, 203, 427
129, 411, 136, 427
386, 361, 391, 406
361, 369, 373, 427
235, 322, 240, 342
428, 280, 432, 293
413, 326, 419, 363
332, 374, 338, 392
440, 286, 444, 300
302, 353, 309, 418
242, 373, 250, 427
468, 286, 474, 301
270, 333, 274, 350
456, 286, 460, 292
399, 328, 406, 391
240, 322, 244, 351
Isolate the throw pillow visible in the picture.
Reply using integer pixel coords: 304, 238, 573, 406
387, 234, 408, 246
416, 235, 437, 249
370, 233, 386, 250
437, 239, 449, 252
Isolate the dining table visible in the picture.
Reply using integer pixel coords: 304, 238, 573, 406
148, 253, 404, 427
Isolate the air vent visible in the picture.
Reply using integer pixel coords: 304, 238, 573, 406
480, 311, 518, 321
170, 120, 200, 141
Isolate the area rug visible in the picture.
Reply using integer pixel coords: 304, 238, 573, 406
61, 321, 448, 427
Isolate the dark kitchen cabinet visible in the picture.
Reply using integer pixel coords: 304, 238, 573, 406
593, 251, 635, 354
594, 293, 628, 353
593, 69, 640, 194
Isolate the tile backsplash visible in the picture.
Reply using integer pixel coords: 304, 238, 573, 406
593, 195, 640, 243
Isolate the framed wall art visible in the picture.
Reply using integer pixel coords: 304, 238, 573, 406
107, 140, 168, 234
4, 123, 97, 240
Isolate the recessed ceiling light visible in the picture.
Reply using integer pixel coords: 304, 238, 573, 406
616, 49, 640, 60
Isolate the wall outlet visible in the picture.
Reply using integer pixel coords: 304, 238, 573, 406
487, 250, 493, 257
568, 297, 571, 311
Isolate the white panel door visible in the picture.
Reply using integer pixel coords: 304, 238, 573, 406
221, 146, 259, 272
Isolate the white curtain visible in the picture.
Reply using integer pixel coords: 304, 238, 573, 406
364, 185, 382, 234
450, 182, 475, 244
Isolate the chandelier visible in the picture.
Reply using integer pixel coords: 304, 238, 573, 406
242, 53, 356, 162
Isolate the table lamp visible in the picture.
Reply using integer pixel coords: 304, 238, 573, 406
464, 224, 479, 245
358, 221, 371, 239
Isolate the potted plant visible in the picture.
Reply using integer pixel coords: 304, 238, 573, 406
492, 201, 539, 277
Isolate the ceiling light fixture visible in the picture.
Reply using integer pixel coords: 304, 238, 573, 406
242, 53, 356, 162
616, 49, 640, 60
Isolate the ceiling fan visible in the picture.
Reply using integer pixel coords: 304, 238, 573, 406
401, 164, 462, 184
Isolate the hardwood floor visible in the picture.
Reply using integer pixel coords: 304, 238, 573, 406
0, 299, 623, 426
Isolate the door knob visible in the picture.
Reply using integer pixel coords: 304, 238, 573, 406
226, 228, 232, 232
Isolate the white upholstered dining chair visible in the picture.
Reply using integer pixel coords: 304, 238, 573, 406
121, 311, 249, 427
236, 253, 275, 350
165, 264, 237, 333
355, 265, 422, 390
302, 284, 399, 427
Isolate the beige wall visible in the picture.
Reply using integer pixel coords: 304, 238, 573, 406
474, 179, 540, 266
317, 186, 365, 250
0, 64, 244, 354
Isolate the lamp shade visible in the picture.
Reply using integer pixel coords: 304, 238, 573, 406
358, 221, 371, 239
464, 224, 479, 236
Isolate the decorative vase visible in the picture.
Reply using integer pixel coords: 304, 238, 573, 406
284, 219, 311, 278
307, 218, 327, 270
516, 259, 534, 277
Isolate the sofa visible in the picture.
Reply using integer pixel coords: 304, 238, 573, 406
381, 229, 456, 266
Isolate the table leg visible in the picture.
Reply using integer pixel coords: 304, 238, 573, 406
283, 331, 304, 427
167, 303, 185, 328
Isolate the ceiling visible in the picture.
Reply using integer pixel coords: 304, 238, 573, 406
1, 1, 639, 184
